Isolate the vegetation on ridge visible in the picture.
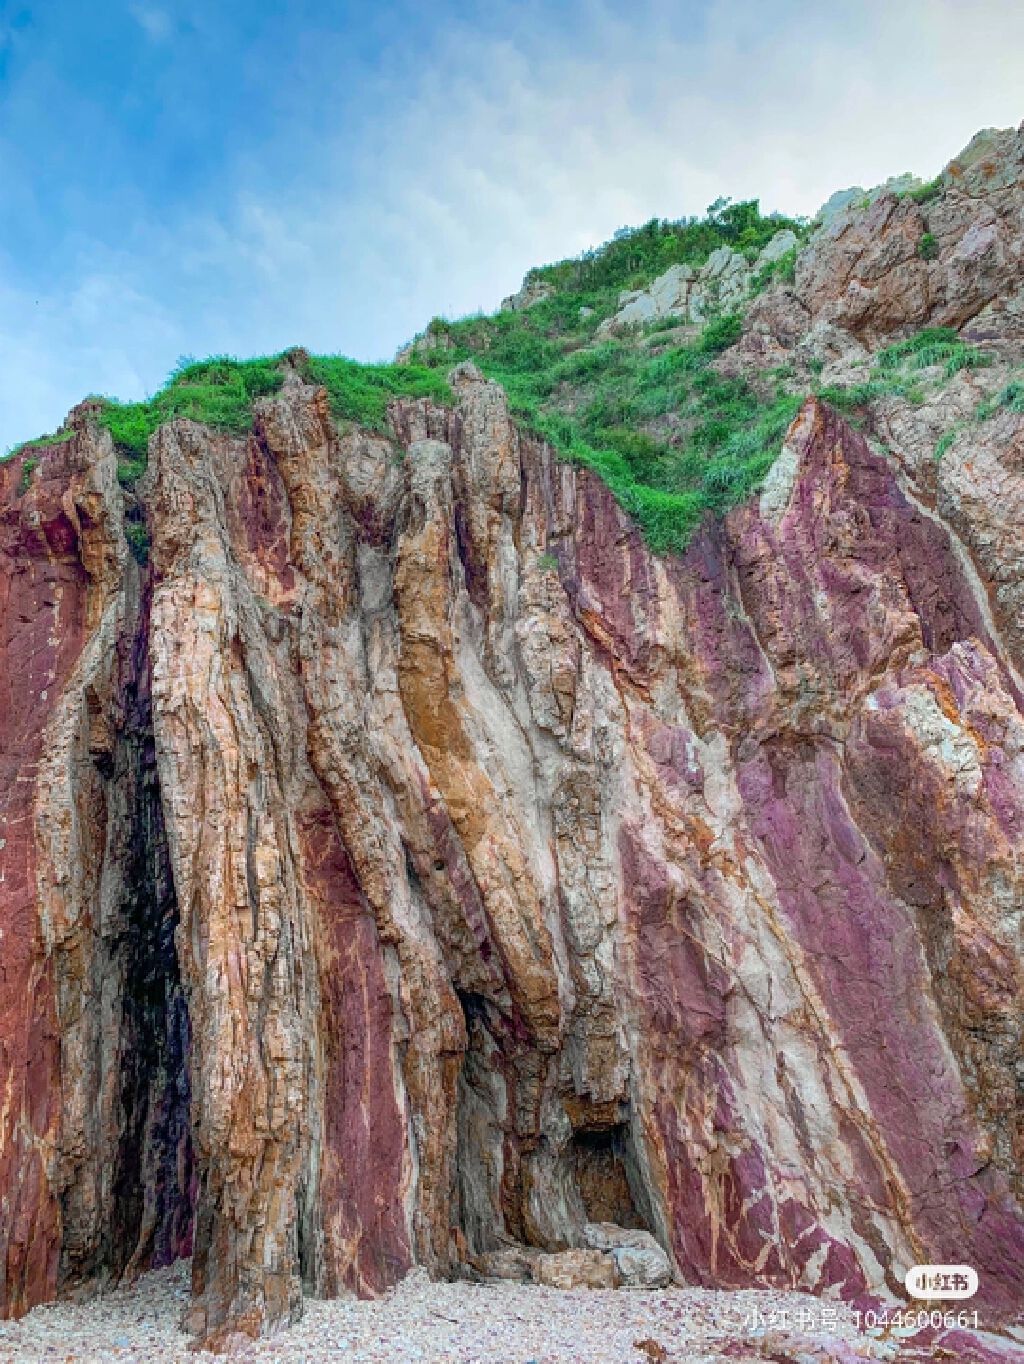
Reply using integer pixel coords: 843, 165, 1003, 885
526, 199, 804, 296
8, 193, 1002, 559
95, 353, 453, 486
402, 200, 811, 550
7, 199, 806, 553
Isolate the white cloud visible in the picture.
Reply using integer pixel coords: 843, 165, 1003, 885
128, 4, 172, 41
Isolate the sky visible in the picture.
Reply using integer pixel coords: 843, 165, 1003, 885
1, 0, 1023, 453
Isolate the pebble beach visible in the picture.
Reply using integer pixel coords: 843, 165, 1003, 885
0, 1261, 897, 1362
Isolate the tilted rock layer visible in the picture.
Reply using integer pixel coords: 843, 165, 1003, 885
2, 123, 1024, 1349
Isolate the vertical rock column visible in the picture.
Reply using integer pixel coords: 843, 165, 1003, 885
147, 421, 320, 1347
0, 412, 132, 1314
255, 380, 466, 1282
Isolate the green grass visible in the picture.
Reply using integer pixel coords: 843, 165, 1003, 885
3, 427, 68, 465
385, 201, 819, 550
698, 313, 744, 353
976, 380, 1024, 421
7, 182, 990, 562
917, 232, 939, 261
98, 355, 289, 482
813, 330, 993, 437
412, 306, 804, 551
93, 351, 452, 486
303, 355, 453, 429
9, 201, 805, 552
908, 176, 944, 206
934, 428, 958, 462
17, 455, 38, 495
874, 328, 991, 380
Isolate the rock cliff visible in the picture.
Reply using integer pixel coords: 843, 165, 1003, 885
2, 123, 1024, 1350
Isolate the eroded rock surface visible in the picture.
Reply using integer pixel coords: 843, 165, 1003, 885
3, 122, 1024, 1353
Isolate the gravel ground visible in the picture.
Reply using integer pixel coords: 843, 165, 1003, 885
0, 1260, 918, 1362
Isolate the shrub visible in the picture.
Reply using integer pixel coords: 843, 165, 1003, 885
125, 520, 151, 564
909, 176, 943, 205
753, 246, 798, 293
698, 313, 743, 354
17, 455, 38, 495
647, 314, 686, 333
917, 232, 939, 261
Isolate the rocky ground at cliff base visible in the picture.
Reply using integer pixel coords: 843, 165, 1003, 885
0, 1262, 886, 1362
2, 1265, 1022, 1364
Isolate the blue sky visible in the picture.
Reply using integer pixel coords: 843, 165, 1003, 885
2, 0, 1023, 452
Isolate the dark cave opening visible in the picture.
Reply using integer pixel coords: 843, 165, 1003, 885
453, 990, 656, 1261
571, 1125, 648, 1230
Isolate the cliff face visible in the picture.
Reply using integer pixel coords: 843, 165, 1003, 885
2, 124, 1024, 1350
0, 414, 192, 1319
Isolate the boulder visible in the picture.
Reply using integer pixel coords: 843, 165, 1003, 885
582, 1224, 673, 1289
501, 277, 554, 312
530, 1250, 619, 1290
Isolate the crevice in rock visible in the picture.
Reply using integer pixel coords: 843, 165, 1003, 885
454, 991, 509, 1259
107, 635, 195, 1281
57, 575, 195, 1288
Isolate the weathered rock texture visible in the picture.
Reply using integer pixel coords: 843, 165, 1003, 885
0, 410, 192, 1319
3, 123, 1024, 1351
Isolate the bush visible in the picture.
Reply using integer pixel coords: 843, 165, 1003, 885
17, 455, 37, 495
917, 232, 939, 261
909, 176, 943, 205
753, 246, 798, 293
125, 520, 151, 564
698, 313, 743, 354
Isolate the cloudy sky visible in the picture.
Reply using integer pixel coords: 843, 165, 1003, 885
1, 0, 1023, 452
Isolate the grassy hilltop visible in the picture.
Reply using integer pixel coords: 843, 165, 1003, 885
11, 196, 1006, 553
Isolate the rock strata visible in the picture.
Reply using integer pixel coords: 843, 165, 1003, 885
2, 122, 1024, 1353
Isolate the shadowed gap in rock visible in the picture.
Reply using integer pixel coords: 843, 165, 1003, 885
58, 576, 195, 1288
107, 685, 194, 1279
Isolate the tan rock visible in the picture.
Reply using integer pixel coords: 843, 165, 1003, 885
530, 1249, 619, 1289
